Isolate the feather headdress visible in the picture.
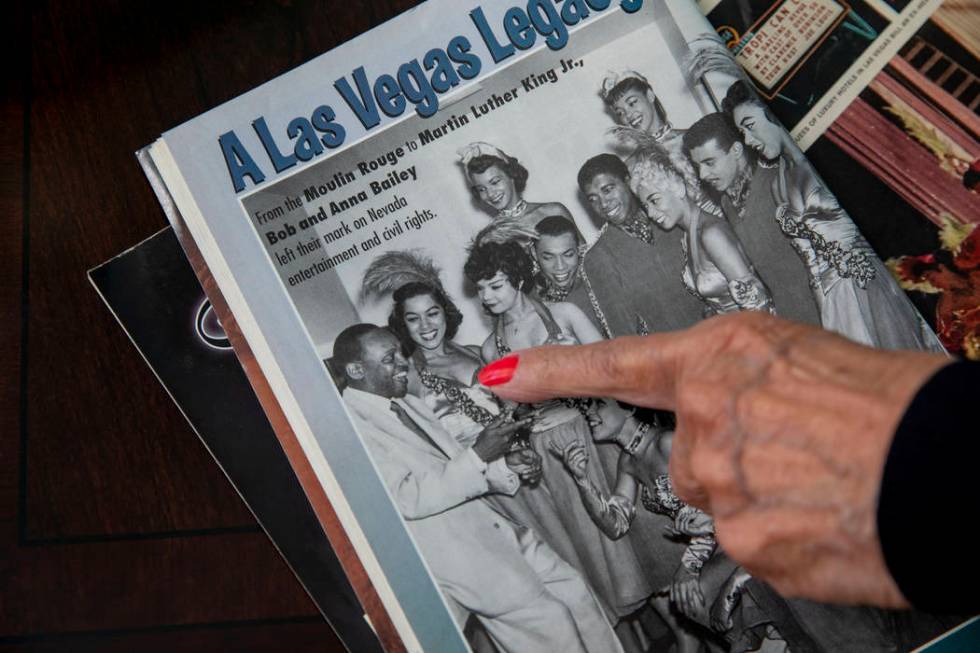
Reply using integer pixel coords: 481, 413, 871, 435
359, 249, 444, 303
598, 70, 650, 102
458, 142, 512, 171
470, 216, 540, 250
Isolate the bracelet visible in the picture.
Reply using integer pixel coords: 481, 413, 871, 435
624, 420, 650, 456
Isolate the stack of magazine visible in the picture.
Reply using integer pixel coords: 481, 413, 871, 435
90, 0, 979, 651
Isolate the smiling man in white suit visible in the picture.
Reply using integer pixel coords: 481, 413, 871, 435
333, 324, 622, 653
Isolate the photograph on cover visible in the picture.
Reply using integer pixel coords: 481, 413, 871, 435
236, 2, 957, 651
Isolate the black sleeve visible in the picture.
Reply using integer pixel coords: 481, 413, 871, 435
876, 360, 980, 614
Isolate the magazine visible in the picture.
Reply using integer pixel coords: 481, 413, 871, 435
703, 1, 980, 358
88, 229, 385, 653
701, 0, 944, 149
143, 1, 964, 650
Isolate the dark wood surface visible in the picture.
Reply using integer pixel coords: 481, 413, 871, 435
3, 1, 416, 649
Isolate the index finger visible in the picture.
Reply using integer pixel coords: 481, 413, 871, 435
478, 332, 689, 409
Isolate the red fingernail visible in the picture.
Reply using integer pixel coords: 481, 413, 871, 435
479, 355, 519, 387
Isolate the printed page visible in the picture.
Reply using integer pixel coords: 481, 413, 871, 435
149, 0, 961, 650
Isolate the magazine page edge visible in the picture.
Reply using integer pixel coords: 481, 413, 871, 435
145, 140, 425, 653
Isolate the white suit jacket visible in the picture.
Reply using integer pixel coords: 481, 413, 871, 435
344, 388, 549, 615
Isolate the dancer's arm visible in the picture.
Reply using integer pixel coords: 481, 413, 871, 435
551, 441, 638, 540
701, 222, 772, 313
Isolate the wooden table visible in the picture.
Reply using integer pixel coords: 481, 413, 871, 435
3, 1, 416, 649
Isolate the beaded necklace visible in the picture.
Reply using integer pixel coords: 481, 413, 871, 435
496, 198, 528, 219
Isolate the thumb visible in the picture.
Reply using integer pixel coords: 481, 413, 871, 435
478, 332, 688, 410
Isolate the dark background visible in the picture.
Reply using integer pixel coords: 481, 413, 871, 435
3, 1, 417, 650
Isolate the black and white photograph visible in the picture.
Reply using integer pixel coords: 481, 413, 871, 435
235, 2, 960, 651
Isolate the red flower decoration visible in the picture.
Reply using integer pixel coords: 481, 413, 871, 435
954, 226, 980, 270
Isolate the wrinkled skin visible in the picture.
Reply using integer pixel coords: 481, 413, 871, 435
481, 312, 948, 607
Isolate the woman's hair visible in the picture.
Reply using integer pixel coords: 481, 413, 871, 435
721, 80, 778, 124
464, 240, 535, 291
387, 281, 463, 355
603, 77, 669, 128
628, 146, 688, 201
466, 154, 529, 194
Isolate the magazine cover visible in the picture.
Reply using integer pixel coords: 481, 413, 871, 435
136, 150, 409, 651
703, 1, 980, 358
88, 228, 385, 653
702, 0, 944, 148
144, 0, 964, 650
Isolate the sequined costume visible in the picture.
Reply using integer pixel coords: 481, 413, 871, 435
775, 158, 944, 351
681, 209, 773, 316
415, 353, 616, 609
488, 298, 652, 618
